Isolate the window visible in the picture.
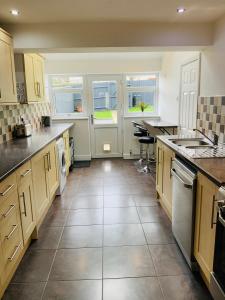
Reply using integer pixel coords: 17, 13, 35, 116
49, 75, 85, 116
125, 74, 158, 115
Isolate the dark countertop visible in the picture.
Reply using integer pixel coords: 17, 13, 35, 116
157, 134, 225, 187
0, 123, 73, 182
143, 120, 178, 128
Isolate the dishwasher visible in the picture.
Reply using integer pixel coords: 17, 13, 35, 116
171, 157, 197, 269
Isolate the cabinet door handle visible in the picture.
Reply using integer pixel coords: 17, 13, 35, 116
0, 88, 1, 98
20, 192, 27, 217
8, 242, 22, 261
48, 152, 51, 170
21, 169, 31, 177
0, 184, 14, 196
2, 205, 15, 218
5, 225, 17, 240
44, 153, 49, 171
211, 195, 217, 228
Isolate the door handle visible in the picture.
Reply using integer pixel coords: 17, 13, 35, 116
48, 152, 51, 170
211, 195, 217, 228
171, 169, 192, 189
20, 192, 27, 217
90, 114, 94, 124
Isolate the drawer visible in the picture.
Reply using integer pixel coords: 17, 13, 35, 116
1, 224, 22, 263
0, 173, 17, 202
4, 239, 23, 279
0, 189, 18, 224
16, 161, 32, 186
0, 203, 20, 242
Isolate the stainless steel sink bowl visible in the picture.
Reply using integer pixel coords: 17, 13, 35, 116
169, 138, 210, 147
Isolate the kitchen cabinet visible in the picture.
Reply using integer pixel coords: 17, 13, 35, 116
156, 140, 174, 219
15, 53, 45, 103
31, 141, 59, 223
0, 28, 17, 104
31, 148, 50, 223
194, 172, 217, 285
63, 130, 71, 176
46, 141, 59, 201
0, 173, 23, 297
16, 161, 36, 243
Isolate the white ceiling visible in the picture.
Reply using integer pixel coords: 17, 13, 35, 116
0, 0, 225, 24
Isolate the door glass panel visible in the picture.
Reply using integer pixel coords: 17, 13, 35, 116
92, 80, 118, 125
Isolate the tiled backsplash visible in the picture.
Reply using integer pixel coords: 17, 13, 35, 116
197, 96, 225, 143
0, 102, 51, 144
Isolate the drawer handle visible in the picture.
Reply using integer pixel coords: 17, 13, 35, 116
8, 242, 22, 261
5, 225, 17, 240
21, 169, 31, 177
0, 184, 14, 197
3, 205, 15, 218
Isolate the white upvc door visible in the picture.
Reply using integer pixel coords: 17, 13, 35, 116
87, 74, 123, 158
179, 57, 200, 130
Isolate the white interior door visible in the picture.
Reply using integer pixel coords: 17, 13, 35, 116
179, 58, 200, 130
88, 75, 123, 158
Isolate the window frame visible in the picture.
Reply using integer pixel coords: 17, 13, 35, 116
123, 72, 159, 117
48, 74, 88, 118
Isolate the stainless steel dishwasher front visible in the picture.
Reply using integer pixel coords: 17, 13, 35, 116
171, 158, 197, 269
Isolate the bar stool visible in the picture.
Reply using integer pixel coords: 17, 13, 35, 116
132, 122, 148, 166
138, 135, 155, 173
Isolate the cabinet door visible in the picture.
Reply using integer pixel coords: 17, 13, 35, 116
17, 170, 36, 243
31, 149, 49, 223
47, 141, 59, 201
0, 38, 17, 103
194, 172, 217, 285
156, 140, 163, 197
24, 54, 37, 102
162, 145, 174, 219
33, 55, 45, 101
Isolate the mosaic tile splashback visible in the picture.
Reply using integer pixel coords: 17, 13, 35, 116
0, 102, 51, 144
197, 96, 225, 143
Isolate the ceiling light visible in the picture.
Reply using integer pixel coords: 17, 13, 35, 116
177, 7, 186, 14
10, 9, 19, 16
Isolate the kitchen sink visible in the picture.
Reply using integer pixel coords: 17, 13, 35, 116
169, 138, 211, 147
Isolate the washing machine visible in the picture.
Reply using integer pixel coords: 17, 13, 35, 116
56, 138, 67, 195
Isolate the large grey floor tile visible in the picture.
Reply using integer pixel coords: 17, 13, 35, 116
104, 207, 140, 224
133, 195, 158, 207
43, 280, 102, 300
3, 282, 46, 300
12, 250, 55, 283
59, 225, 103, 248
71, 195, 103, 209
77, 184, 103, 196
104, 184, 133, 195
149, 244, 190, 276
159, 275, 212, 300
104, 195, 135, 207
66, 209, 103, 225
52, 195, 73, 210
103, 245, 155, 278
50, 248, 102, 280
142, 222, 175, 244
103, 277, 164, 300
137, 206, 166, 223
42, 208, 69, 227
104, 224, 146, 246
30, 226, 63, 250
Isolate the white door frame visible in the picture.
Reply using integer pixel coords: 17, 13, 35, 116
178, 54, 201, 131
87, 74, 124, 158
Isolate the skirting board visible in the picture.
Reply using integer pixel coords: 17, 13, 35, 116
74, 154, 91, 161
123, 153, 139, 160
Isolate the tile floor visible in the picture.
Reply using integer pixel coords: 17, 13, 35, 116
3, 159, 212, 300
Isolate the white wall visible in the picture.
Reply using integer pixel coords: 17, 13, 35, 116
159, 51, 199, 123
200, 15, 225, 96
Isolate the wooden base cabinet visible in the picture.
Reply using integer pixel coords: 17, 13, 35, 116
16, 161, 36, 243
194, 172, 217, 285
31, 141, 59, 224
156, 140, 175, 219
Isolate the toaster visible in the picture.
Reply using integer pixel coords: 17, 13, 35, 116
14, 124, 32, 138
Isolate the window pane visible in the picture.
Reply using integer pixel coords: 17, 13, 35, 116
128, 91, 155, 113
51, 75, 83, 89
92, 80, 118, 124
126, 74, 157, 88
54, 91, 83, 114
